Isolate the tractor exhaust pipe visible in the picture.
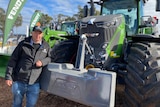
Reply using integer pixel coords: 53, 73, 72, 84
90, 0, 95, 16
156, 0, 160, 11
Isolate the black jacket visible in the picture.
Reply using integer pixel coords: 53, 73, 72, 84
5, 36, 51, 84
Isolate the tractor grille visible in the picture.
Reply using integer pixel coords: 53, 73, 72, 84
79, 15, 124, 67
80, 24, 117, 49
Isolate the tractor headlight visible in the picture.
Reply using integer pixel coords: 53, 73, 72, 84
98, 50, 106, 64
81, 23, 87, 28
99, 43, 108, 63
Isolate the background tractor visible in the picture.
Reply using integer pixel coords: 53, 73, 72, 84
43, 21, 80, 48
43, 27, 68, 48
40, 0, 160, 107
61, 21, 80, 35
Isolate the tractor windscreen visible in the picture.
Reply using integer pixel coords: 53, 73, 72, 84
61, 22, 76, 35
101, 0, 138, 35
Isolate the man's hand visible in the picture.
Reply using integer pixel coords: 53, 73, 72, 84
5, 80, 12, 86
35, 60, 43, 67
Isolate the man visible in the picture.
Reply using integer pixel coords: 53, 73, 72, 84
5, 26, 51, 107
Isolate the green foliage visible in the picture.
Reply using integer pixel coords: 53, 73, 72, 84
64, 17, 76, 22
39, 14, 53, 27
14, 14, 22, 27
95, 9, 100, 15
73, 5, 84, 20
0, 8, 5, 33
54, 5, 100, 23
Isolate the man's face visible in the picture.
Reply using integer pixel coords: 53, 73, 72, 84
32, 31, 43, 43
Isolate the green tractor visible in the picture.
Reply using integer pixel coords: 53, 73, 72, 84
43, 27, 68, 48
43, 21, 80, 48
40, 0, 160, 107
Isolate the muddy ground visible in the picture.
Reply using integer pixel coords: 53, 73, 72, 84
0, 77, 124, 107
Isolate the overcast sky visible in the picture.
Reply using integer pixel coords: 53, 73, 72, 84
0, 0, 159, 34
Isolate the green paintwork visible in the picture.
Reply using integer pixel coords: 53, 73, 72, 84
3, 0, 27, 46
43, 27, 68, 48
29, 10, 42, 33
102, 0, 158, 58
106, 17, 126, 58
0, 54, 10, 77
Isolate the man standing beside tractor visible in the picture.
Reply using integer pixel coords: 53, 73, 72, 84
5, 26, 51, 107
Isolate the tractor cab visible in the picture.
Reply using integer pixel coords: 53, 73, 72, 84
101, 0, 139, 36
103, 0, 160, 35
85, 0, 159, 36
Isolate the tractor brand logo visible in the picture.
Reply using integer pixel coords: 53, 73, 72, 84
31, 13, 41, 27
85, 33, 99, 37
8, 0, 24, 20
88, 18, 96, 24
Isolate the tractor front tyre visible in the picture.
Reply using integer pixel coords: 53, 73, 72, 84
124, 42, 160, 107
51, 38, 79, 64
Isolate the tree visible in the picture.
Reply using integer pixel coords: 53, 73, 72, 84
39, 13, 53, 27
57, 14, 76, 22
95, 9, 100, 16
73, 5, 84, 20
64, 16, 76, 21
0, 7, 23, 34
57, 14, 64, 23
0, 8, 5, 33
14, 14, 23, 27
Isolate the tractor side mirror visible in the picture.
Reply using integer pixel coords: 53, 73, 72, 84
83, 5, 88, 17
156, 0, 160, 11
139, 16, 158, 28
